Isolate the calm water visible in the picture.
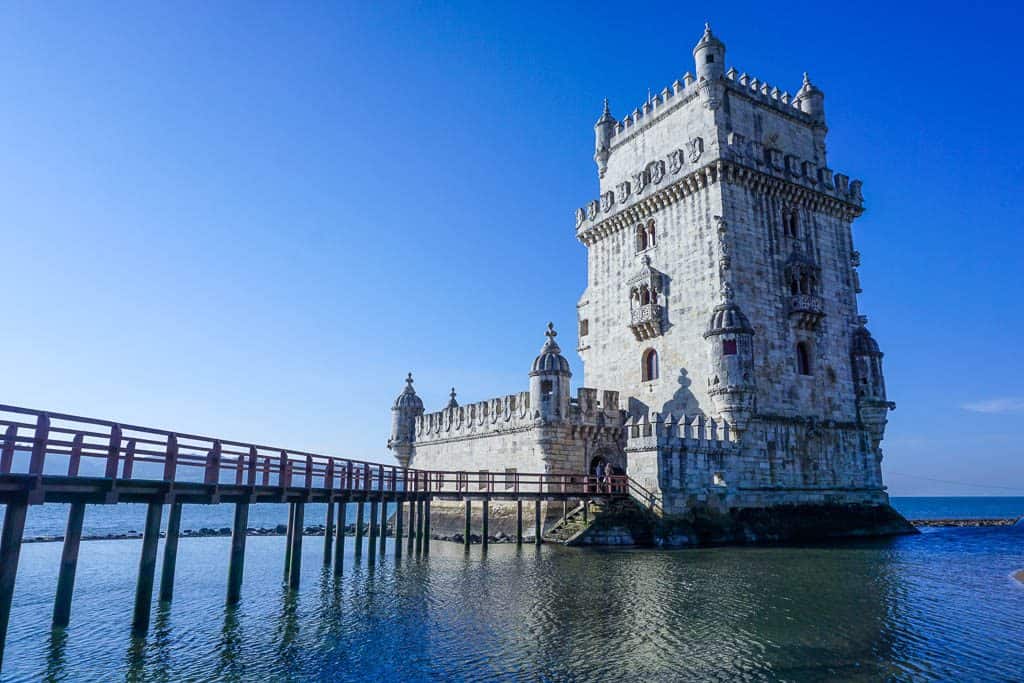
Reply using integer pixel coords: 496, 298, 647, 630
2, 507, 1023, 681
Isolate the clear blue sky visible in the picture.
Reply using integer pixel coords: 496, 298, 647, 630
2, 2, 1021, 496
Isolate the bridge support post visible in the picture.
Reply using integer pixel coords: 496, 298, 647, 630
323, 500, 334, 567
583, 500, 589, 524
159, 502, 182, 602
394, 500, 404, 556
482, 500, 489, 550
354, 502, 365, 557
132, 501, 163, 633
534, 500, 542, 545
423, 499, 431, 555
379, 498, 388, 556
226, 501, 248, 604
333, 499, 346, 573
407, 499, 416, 553
53, 501, 86, 627
287, 502, 304, 590
414, 500, 424, 555
516, 500, 523, 545
464, 500, 471, 548
0, 499, 28, 670
284, 502, 295, 576
367, 501, 378, 563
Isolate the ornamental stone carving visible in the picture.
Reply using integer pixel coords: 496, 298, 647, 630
616, 181, 631, 202
586, 200, 599, 220
667, 149, 684, 174
600, 191, 614, 213
648, 160, 666, 184
633, 169, 650, 195
575, 207, 586, 228
686, 136, 704, 163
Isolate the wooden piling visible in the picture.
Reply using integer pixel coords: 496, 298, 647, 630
423, 499, 431, 555
132, 501, 163, 632
354, 501, 365, 557
394, 500, 404, 555
406, 499, 416, 553
516, 500, 523, 545
159, 502, 182, 602
482, 500, 489, 550
323, 500, 334, 566
53, 502, 86, 627
0, 500, 28, 670
284, 502, 295, 576
379, 499, 388, 555
367, 501, 378, 561
534, 500, 542, 545
288, 503, 304, 590
464, 500, 471, 548
414, 500, 424, 554
333, 499, 346, 573
226, 502, 248, 604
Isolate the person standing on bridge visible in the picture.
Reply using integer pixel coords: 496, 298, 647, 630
595, 461, 605, 494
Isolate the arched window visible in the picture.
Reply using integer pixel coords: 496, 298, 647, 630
646, 219, 656, 248
639, 285, 651, 305
796, 342, 812, 376
642, 349, 659, 382
635, 225, 647, 252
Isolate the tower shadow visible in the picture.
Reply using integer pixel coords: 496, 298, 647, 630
660, 368, 699, 417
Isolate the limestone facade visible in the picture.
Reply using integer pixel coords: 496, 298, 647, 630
389, 25, 895, 519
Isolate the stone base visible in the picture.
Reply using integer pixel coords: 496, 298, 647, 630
655, 502, 918, 548
421, 500, 570, 542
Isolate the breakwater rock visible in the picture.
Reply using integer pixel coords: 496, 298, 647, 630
910, 518, 1017, 527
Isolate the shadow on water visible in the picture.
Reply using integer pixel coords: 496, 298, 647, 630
215, 605, 245, 682
43, 627, 68, 683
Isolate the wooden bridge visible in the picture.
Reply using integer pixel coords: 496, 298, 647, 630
0, 403, 658, 670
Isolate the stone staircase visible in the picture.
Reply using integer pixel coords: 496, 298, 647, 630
543, 497, 657, 546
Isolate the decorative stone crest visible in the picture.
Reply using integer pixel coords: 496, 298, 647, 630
600, 191, 614, 213
616, 181, 631, 202
575, 207, 586, 228
648, 160, 666, 184
667, 149, 684, 174
632, 169, 649, 195
587, 200, 599, 220
686, 136, 704, 163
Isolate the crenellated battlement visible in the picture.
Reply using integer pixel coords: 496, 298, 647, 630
625, 412, 739, 452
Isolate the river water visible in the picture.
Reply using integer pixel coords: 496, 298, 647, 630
2, 502, 1023, 682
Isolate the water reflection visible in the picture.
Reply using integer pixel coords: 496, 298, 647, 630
7, 530, 1024, 681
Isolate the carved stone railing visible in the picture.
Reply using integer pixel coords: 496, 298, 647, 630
629, 304, 663, 340
788, 294, 825, 330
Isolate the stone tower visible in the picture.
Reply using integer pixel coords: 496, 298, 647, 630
574, 25, 901, 520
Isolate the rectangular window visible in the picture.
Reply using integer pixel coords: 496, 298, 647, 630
722, 339, 737, 355
540, 380, 553, 396
579, 319, 589, 337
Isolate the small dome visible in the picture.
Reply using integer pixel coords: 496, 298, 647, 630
595, 98, 615, 127
693, 22, 725, 54
530, 323, 571, 376
392, 373, 424, 411
852, 325, 882, 357
796, 72, 823, 98
704, 286, 753, 337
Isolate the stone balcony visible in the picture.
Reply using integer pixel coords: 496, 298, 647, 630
788, 294, 825, 330
629, 304, 663, 340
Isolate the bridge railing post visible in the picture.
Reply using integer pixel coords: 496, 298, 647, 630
279, 451, 290, 488
0, 426, 16, 474
325, 459, 334, 490
363, 463, 371, 493
204, 441, 222, 485
68, 433, 83, 477
247, 446, 258, 486
104, 425, 122, 479
28, 413, 50, 475
262, 456, 270, 485
304, 455, 313, 490
122, 439, 136, 480
234, 453, 244, 485
163, 434, 178, 482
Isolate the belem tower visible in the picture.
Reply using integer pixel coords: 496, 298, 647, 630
387, 25, 914, 545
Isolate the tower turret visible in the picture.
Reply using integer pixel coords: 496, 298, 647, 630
851, 321, 893, 451
594, 99, 616, 178
703, 286, 756, 435
529, 323, 572, 422
387, 372, 424, 468
794, 72, 825, 123
693, 23, 726, 84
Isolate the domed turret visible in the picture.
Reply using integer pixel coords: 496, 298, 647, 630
794, 72, 825, 123
693, 23, 726, 84
388, 373, 424, 467
703, 286, 756, 434
851, 321, 892, 453
529, 323, 572, 422
594, 99, 616, 178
